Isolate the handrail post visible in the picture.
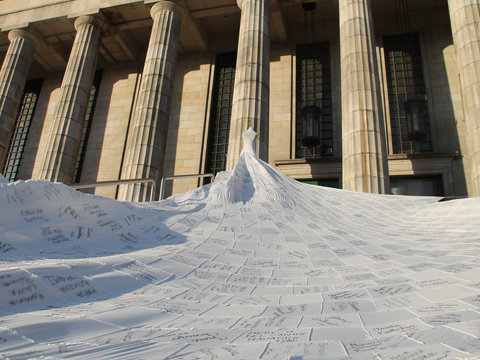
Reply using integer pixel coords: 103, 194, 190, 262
149, 182, 155, 202
70, 178, 156, 202
70, 174, 214, 202
159, 177, 166, 201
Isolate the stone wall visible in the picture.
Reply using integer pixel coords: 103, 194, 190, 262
81, 63, 140, 199
1, 0, 471, 198
164, 53, 212, 197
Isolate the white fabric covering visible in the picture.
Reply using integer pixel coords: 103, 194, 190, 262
1, 130, 480, 359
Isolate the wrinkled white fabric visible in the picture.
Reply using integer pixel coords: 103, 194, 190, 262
1, 129, 480, 359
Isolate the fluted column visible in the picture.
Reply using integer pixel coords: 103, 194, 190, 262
119, 1, 186, 202
39, 15, 105, 183
0, 29, 39, 169
339, 0, 389, 193
448, 0, 480, 196
226, 0, 270, 170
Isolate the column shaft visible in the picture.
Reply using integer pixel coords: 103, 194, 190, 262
39, 15, 104, 183
119, 1, 184, 202
448, 0, 480, 196
339, 0, 389, 193
0, 29, 38, 169
226, 0, 270, 170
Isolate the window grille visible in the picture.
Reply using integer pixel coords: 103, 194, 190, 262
205, 53, 236, 176
384, 33, 431, 154
73, 69, 103, 183
390, 175, 443, 196
2, 79, 43, 181
298, 178, 340, 189
296, 42, 333, 158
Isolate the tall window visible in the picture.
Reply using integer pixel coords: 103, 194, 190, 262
384, 33, 431, 154
296, 42, 333, 158
205, 53, 236, 176
73, 69, 103, 183
2, 79, 43, 181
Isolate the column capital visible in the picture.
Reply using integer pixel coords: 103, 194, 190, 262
8, 28, 41, 49
150, 1, 187, 21
237, 0, 273, 10
74, 13, 110, 35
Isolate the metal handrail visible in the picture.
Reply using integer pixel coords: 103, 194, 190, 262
71, 178, 156, 202
160, 173, 214, 200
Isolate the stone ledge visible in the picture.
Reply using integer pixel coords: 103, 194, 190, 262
273, 158, 342, 179
274, 158, 342, 166
388, 152, 459, 161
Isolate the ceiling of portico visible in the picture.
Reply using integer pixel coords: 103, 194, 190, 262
0, 0, 449, 75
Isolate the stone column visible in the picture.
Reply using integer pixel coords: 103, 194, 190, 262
0, 29, 39, 169
119, 1, 186, 202
448, 0, 480, 196
339, 0, 389, 193
226, 0, 270, 170
39, 14, 105, 183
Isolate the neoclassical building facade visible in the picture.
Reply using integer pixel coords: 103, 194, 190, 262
0, 0, 477, 200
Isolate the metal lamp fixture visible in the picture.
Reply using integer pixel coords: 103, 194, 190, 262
302, 105, 322, 147
395, 0, 428, 143
404, 96, 427, 142
301, 1, 322, 150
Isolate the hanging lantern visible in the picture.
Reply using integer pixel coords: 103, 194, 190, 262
302, 2, 316, 12
301, 105, 322, 148
301, 2, 322, 150
395, 0, 429, 145
404, 98, 427, 142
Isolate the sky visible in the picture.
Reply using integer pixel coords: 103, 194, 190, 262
1, 129, 480, 359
